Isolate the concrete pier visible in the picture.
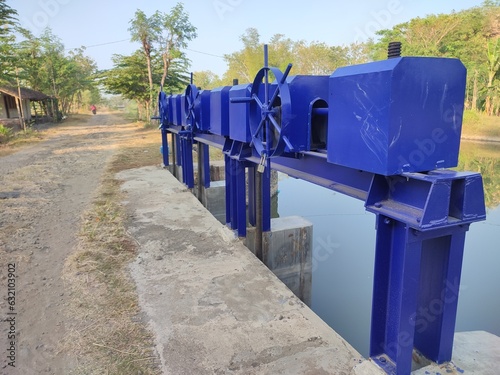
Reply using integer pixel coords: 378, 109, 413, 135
117, 166, 500, 375
246, 216, 313, 306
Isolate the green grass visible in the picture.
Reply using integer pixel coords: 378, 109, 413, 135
461, 110, 500, 139
0, 125, 13, 144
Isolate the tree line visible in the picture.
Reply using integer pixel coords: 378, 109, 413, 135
1, 0, 499, 123
0, 0, 98, 116
195, 1, 500, 116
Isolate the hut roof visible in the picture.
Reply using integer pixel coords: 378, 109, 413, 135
0, 86, 50, 101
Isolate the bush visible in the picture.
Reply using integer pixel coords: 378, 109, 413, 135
0, 125, 13, 144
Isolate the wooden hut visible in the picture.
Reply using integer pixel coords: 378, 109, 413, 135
0, 86, 58, 128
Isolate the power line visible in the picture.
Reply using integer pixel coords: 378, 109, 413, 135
66, 38, 130, 51
85, 38, 130, 48
185, 48, 225, 59
66, 39, 226, 61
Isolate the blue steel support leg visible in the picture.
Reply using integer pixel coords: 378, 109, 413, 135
370, 215, 471, 374
161, 129, 169, 167
170, 133, 177, 177
248, 166, 256, 227
413, 226, 468, 363
175, 134, 182, 167
230, 159, 238, 230
370, 215, 422, 375
184, 137, 194, 189
235, 161, 246, 237
201, 143, 210, 188
225, 154, 231, 225
262, 167, 271, 232
180, 137, 186, 184
248, 165, 271, 232
180, 137, 188, 185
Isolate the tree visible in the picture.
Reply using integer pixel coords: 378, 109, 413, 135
193, 70, 222, 90
101, 50, 189, 120
16, 29, 98, 115
156, 3, 197, 89
102, 50, 155, 120
0, 0, 19, 84
370, 2, 500, 113
129, 9, 157, 117
485, 38, 500, 115
223, 28, 265, 84
129, 5, 197, 120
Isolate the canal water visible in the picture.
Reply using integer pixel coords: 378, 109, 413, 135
276, 140, 500, 357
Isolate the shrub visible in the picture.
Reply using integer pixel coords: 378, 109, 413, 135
0, 125, 13, 144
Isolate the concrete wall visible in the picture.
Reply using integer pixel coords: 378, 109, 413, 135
246, 216, 313, 305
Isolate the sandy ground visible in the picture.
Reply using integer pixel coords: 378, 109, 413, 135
0, 113, 141, 374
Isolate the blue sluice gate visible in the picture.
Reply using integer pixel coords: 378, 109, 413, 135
157, 45, 486, 375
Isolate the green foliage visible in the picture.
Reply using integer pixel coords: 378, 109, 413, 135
370, 3, 500, 113
193, 70, 222, 90
222, 28, 372, 85
105, 4, 195, 121
14, 29, 98, 114
0, 0, 19, 84
0, 124, 13, 143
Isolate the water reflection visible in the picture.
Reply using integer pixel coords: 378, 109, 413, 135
457, 141, 500, 209
276, 141, 500, 357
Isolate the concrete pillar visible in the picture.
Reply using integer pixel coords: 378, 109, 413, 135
198, 181, 226, 224
167, 164, 183, 182
246, 216, 313, 306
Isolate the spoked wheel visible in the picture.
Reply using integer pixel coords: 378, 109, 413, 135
184, 84, 199, 131
248, 64, 293, 161
158, 91, 169, 128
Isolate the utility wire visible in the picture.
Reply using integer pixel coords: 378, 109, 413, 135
66, 38, 130, 50
67, 38, 226, 60
185, 48, 225, 59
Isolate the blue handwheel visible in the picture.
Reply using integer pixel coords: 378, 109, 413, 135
158, 91, 169, 128
248, 63, 293, 159
184, 84, 200, 132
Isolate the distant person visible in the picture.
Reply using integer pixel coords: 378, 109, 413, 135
90, 104, 97, 115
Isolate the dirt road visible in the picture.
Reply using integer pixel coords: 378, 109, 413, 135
0, 113, 148, 374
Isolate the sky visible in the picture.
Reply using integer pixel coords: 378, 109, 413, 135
7, 0, 487, 77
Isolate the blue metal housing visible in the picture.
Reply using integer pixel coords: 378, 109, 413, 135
229, 83, 252, 143
199, 90, 211, 132
171, 94, 183, 126
285, 75, 329, 152
210, 86, 231, 136
181, 93, 187, 126
328, 57, 467, 176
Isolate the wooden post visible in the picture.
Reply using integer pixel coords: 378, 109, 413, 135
15, 67, 26, 131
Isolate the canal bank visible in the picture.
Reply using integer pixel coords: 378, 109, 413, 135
117, 165, 500, 374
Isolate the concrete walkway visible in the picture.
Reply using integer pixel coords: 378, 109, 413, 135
117, 166, 500, 375
117, 166, 371, 374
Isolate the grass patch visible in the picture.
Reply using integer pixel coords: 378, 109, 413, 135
0, 124, 13, 143
62, 124, 162, 375
462, 110, 500, 139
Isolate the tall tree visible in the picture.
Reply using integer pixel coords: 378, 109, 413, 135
101, 50, 188, 120
223, 28, 264, 84
129, 5, 196, 120
0, 0, 19, 84
16, 29, 97, 115
156, 3, 197, 89
129, 9, 158, 117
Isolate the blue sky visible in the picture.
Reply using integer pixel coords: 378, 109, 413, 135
7, 0, 486, 76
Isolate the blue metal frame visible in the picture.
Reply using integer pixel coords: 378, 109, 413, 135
155, 46, 486, 374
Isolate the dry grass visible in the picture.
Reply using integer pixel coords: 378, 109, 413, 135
0, 115, 86, 156
62, 122, 162, 375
